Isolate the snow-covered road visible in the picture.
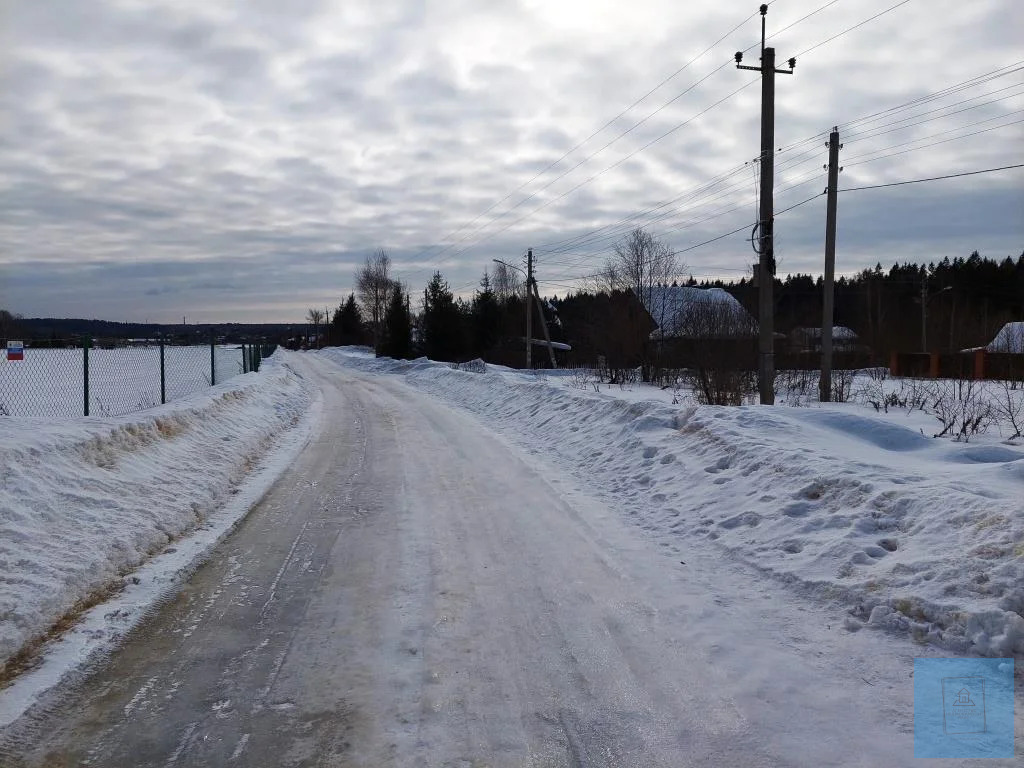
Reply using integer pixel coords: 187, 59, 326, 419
2, 354, 1017, 766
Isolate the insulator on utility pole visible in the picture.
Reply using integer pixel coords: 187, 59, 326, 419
736, 3, 795, 405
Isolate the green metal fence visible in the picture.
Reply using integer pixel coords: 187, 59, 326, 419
0, 337, 277, 417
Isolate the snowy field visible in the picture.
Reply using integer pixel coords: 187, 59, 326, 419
0, 345, 248, 417
0, 351, 315, 679
321, 348, 1024, 659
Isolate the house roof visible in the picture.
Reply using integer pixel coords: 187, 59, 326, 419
987, 322, 1024, 353
637, 286, 756, 339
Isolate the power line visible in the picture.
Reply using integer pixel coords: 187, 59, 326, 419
408, 0, 862, 268
443, 79, 759, 263
839, 163, 1024, 192
793, 0, 913, 59
844, 115, 1024, 167
839, 61, 1024, 133
404, 5, 773, 265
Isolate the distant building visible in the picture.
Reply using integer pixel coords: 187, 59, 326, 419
788, 326, 860, 353
637, 286, 757, 339
986, 322, 1024, 353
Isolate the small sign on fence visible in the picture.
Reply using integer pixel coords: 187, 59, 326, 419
6, 341, 24, 361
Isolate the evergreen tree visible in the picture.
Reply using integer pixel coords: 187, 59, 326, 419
471, 271, 502, 357
379, 289, 412, 359
422, 271, 465, 361
332, 293, 365, 346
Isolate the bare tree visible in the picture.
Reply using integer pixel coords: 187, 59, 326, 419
605, 227, 679, 307
600, 228, 682, 379
306, 307, 325, 349
492, 261, 523, 303
585, 262, 621, 296
356, 248, 393, 347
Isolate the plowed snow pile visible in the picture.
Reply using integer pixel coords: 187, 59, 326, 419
0, 352, 314, 673
323, 348, 1024, 657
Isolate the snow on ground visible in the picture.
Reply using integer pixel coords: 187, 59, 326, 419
0, 351, 316, 678
321, 348, 1024, 658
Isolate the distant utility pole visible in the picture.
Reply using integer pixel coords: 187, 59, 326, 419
494, 250, 556, 369
529, 276, 557, 368
736, 4, 795, 405
525, 248, 533, 369
819, 128, 841, 402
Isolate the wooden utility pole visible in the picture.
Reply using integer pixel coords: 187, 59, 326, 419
819, 128, 841, 402
525, 248, 533, 369
737, 4, 795, 405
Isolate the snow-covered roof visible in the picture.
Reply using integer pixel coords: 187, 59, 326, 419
986, 322, 1024, 353
638, 286, 756, 339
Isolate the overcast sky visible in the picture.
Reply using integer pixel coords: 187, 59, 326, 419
1, 0, 1022, 323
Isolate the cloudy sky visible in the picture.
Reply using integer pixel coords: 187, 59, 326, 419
1, 0, 1021, 323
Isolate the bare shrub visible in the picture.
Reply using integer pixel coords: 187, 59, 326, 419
775, 369, 817, 402
993, 379, 1024, 440
832, 368, 855, 403
449, 359, 487, 374
931, 378, 993, 441
570, 367, 599, 391
671, 295, 757, 406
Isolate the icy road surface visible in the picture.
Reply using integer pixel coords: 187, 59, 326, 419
3, 355, 1015, 766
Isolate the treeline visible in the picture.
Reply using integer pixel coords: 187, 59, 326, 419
0, 312, 299, 344
318, 249, 531, 365
318, 245, 1021, 367
715, 250, 1024, 357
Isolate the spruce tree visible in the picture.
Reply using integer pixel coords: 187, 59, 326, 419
332, 293, 364, 346
422, 271, 465, 361
471, 271, 502, 358
380, 289, 412, 359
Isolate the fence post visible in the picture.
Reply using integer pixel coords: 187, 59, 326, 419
974, 349, 986, 380
160, 336, 166, 403
242, 343, 248, 374
210, 332, 216, 387
83, 335, 90, 416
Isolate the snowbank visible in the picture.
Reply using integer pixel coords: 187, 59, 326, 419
322, 349, 1024, 657
0, 351, 314, 674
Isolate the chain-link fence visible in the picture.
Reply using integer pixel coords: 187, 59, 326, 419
0, 338, 277, 417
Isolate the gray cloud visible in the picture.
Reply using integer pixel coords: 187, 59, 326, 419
0, 0, 1021, 321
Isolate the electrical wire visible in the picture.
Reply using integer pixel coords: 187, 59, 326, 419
839, 163, 1024, 192
793, 0, 913, 59
406, 0, 858, 268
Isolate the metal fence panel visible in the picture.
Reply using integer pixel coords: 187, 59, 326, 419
0, 339, 266, 418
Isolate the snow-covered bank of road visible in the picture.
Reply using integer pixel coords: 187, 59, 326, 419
0, 351, 315, 681
322, 349, 1024, 659
10, 353, 1015, 767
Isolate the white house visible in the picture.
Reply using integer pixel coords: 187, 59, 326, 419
986, 322, 1024, 353
637, 286, 757, 339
